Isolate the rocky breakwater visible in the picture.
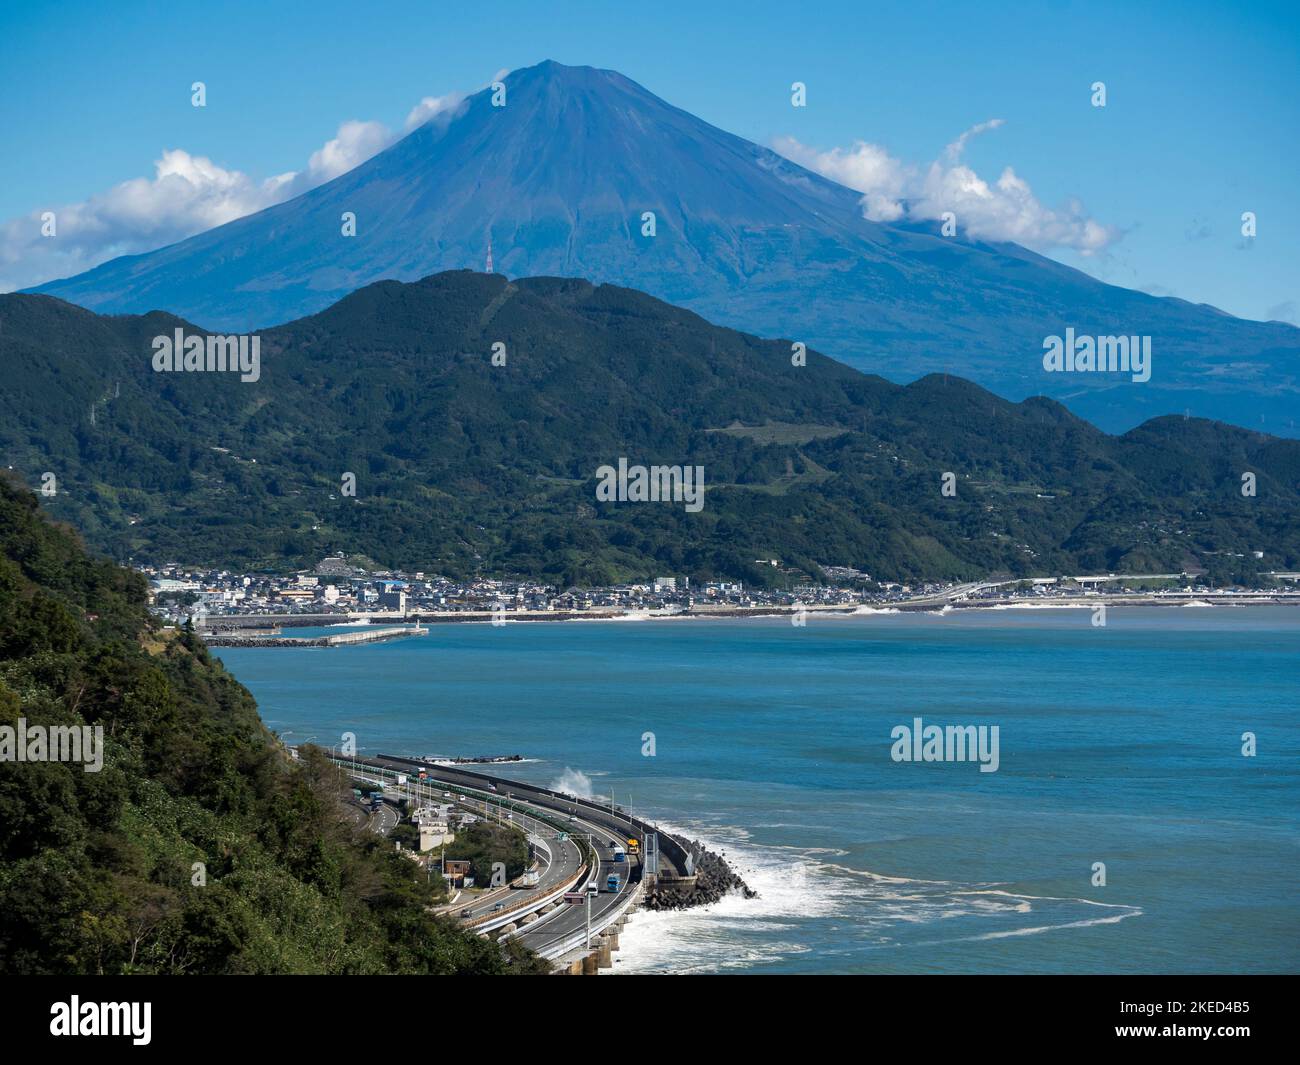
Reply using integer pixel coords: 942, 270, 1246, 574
643, 837, 757, 911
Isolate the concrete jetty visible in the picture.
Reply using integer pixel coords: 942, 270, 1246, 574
203, 625, 427, 648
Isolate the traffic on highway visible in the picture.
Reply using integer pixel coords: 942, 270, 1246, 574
330, 752, 655, 960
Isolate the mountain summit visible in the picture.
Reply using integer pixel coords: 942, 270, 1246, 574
31, 60, 1299, 434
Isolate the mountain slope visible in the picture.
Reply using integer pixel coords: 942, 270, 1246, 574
3, 272, 1297, 586
30, 61, 1299, 435
0, 474, 540, 973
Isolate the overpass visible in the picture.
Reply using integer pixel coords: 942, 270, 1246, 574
365, 752, 696, 882
329, 752, 692, 970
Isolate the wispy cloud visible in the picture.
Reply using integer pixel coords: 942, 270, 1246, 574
1266, 300, 1298, 325
304, 119, 394, 184
942, 118, 1004, 162
403, 91, 468, 133
775, 120, 1119, 256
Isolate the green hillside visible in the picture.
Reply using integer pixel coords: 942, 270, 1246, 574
0, 475, 540, 973
2, 272, 1296, 587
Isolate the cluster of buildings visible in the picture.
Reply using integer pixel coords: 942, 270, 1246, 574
142, 557, 556, 620
140, 556, 899, 621
411, 802, 458, 852
145, 556, 1287, 623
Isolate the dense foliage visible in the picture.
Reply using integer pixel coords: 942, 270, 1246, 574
0, 476, 534, 973
2, 273, 1297, 587
442, 821, 533, 887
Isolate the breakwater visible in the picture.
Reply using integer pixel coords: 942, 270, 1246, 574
645, 836, 757, 911
203, 626, 426, 648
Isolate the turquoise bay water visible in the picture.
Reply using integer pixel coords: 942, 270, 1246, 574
215, 607, 1300, 974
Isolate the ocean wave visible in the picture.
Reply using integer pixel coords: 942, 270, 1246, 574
548, 767, 595, 798
612, 821, 1144, 974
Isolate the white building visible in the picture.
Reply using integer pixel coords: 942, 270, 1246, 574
419, 821, 454, 852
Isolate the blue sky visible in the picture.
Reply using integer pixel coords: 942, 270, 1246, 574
1, 0, 1296, 323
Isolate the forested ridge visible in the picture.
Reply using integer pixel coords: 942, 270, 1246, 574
3, 271, 1297, 587
0, 475, 540, 973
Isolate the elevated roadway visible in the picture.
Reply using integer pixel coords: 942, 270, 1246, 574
332, 752, 682, 961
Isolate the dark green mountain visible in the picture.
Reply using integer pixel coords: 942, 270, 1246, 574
2, 271, 1297, 587
0, 475, 539, 973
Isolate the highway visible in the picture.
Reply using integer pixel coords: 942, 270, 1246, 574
437, 793, 585, 923
892, 580, 990, 609
371, 800, 399, 835
341, 794, 399, 835
515, 827, 635, 958
335, 752, 662, 960
341, 761, 616, 941
344, 769, 586, 920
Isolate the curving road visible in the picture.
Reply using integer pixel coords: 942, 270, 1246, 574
335, 753, 657, 958
342, 763, 592, 930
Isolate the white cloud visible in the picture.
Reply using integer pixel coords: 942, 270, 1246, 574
0, 149, 301, 291
0, 84, 475, 293
775, 120, 1119, 256
942, 118, 1004, 163
403, 92, 466, 132
772, 137, 908, 222
305, 119, 393, 183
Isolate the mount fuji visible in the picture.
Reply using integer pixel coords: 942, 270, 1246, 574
30, 60, 1299, 434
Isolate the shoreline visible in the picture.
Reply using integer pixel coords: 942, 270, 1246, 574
199, 595, 1300, 633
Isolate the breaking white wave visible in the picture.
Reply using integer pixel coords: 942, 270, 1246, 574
549, 767, 595, 799
611, 823, 1142, 975
612, 819, 838, 975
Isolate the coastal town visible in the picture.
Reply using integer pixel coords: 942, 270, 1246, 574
141, 555, 1300, 627
145, 555, 869, 622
